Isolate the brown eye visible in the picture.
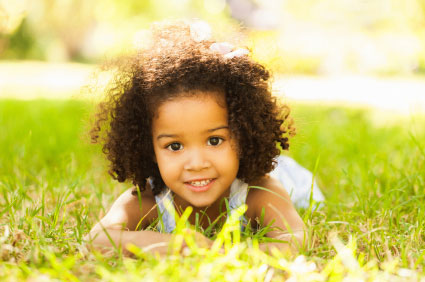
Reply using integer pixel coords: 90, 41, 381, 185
207, 137, 223, 146
167, 142, 183, 151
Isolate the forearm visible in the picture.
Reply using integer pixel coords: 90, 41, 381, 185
260, 231, 307, 253
85, 225, 174, 256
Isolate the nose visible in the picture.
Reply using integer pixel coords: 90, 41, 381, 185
183, 148, 211, 171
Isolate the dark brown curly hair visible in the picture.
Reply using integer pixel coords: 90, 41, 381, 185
90, 21, 295, 196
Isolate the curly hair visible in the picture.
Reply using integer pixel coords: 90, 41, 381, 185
90, 21, 295, 196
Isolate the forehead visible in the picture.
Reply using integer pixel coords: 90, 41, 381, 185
153, 90, 225, 114
152, 92, 228, 133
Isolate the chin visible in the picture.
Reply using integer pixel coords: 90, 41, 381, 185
189, 199, 213, 208
190, 202, 210, 208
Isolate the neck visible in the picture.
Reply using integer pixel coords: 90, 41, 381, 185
173, 189, 230, 229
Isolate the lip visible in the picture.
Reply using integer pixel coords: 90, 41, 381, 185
184, 178, 216, 192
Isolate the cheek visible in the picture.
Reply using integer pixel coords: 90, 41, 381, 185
155, 152, 168, 169
229, 139, 241, 161
222, 143, 240, 171
152, 147, 166, 173
155, 153, 180, 179
231, 153, 240, 171
229, 136, 241, 158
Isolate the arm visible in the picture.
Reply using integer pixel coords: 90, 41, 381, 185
85, 187, 174, 256
246, 175, 307, 253
86, 228, 173, 256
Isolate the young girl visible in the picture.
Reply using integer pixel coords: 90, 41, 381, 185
86, 21, 324, 256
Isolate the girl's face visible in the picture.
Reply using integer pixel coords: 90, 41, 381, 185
152, 91, 239, 208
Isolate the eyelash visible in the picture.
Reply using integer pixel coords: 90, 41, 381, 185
165, 137, 224, 152
207, 136, 223, 146
166, 142, 183, 152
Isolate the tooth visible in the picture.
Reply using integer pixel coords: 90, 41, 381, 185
190, 179, 211, 186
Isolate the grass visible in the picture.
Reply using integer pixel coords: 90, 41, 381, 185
0, 99, 424, 281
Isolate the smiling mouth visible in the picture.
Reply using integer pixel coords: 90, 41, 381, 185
188, 179, 213, 186
184, 178, 216, 192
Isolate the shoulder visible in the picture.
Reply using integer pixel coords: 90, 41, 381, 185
244, 175, 307, 248
99, 184, 158, 231
245, 175, 295, 220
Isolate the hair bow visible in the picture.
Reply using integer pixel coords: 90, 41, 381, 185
189, 21, 249, 59
209, 42, 249, 59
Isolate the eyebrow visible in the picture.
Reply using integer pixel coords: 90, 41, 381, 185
156, 125, 229, 140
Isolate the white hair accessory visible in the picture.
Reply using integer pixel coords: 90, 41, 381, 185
209, 42, 234, 54
223, 48, 249, 59
189, 21, 249, 59
189, 21, 212, 42
209, 42, 249, 59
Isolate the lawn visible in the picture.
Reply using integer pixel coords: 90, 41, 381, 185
0, 99, 424, 281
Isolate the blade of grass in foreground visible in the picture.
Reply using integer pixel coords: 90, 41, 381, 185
0, 99, 424, 280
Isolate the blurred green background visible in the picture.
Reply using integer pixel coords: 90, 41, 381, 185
1, 0, 425, 75
1, 2, 425, 279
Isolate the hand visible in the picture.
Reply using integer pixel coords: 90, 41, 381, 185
182, 228, 213, 249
